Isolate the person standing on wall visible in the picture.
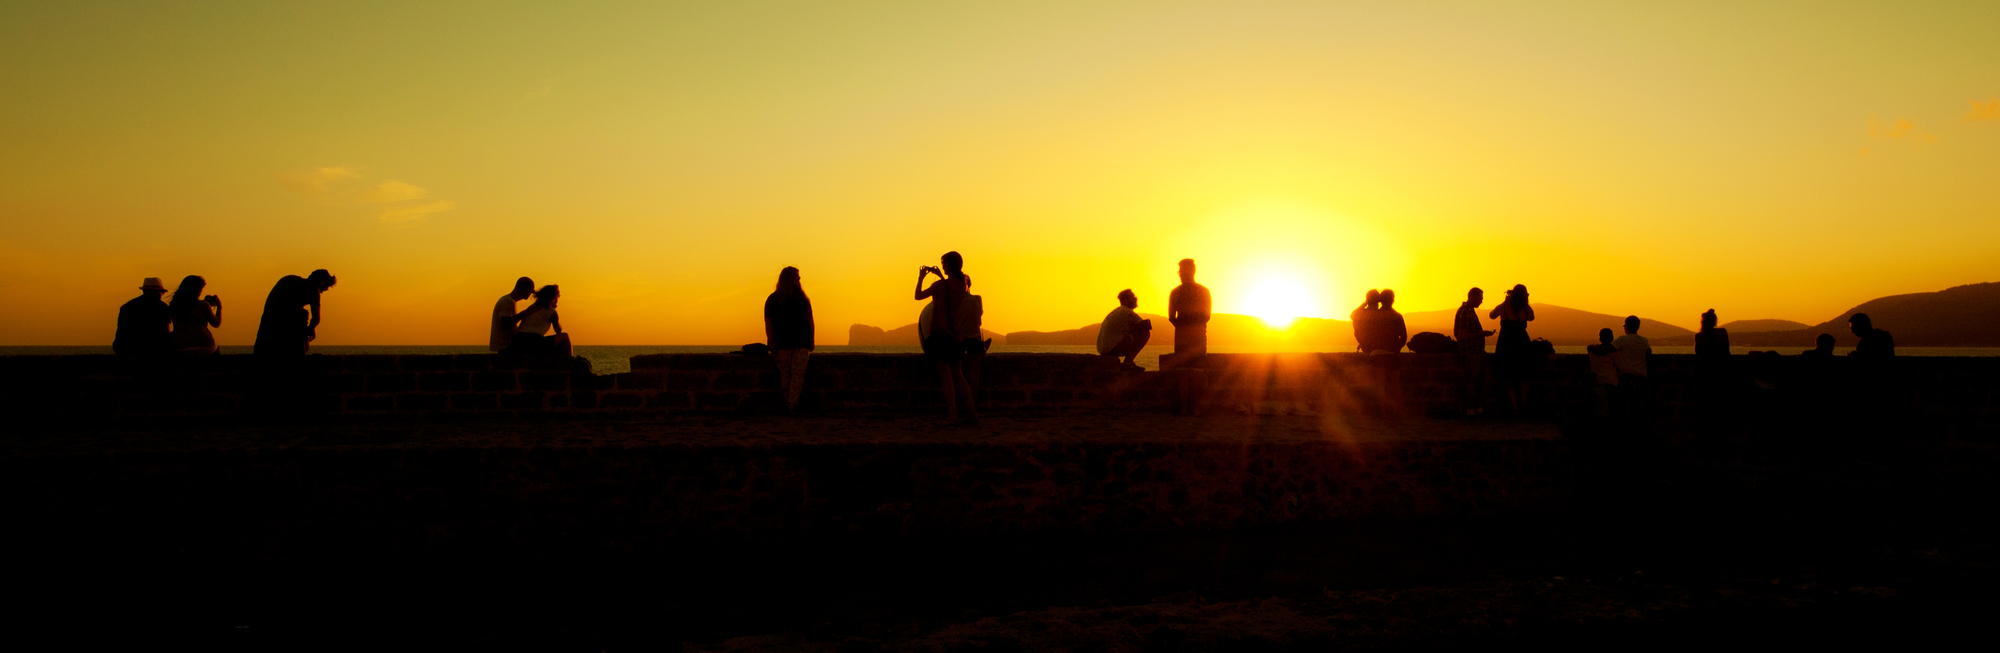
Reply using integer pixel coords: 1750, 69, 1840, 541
254, 270, 335, 356
1453, 287, 1495, 417
1488, 284, 1536, 414
1167, 258, 1212, 415
765, 266, 815, 415
114, 277, 172, 356
491, 277, 535, 353
916, 251, 977, 425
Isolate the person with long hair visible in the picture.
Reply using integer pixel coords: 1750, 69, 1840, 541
915, 251, 978, 424
254, 269, 335, 356
506, 285, 564, 355
1350, 289, 1381, 352
1488, 284, 1536, 413
1695, 309, 1730, 357
169, 275, 222, 355
764, 266, 815, 414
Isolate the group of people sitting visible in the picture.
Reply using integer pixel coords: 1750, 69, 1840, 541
114, 270, 337, 356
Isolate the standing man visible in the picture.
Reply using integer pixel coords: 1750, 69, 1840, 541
1612, 315, 1651, 420
114, 277, 173, 355
1096, 289, 1151, 369
491, 277, 535, 352
1168, 258, 1213, 414
1453, 287, 1494, 416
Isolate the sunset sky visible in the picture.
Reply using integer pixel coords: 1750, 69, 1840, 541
4, 1, 1995, 346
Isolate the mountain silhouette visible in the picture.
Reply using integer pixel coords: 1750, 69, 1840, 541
1655, 282, 2000, 347
1402, 304, 1693, 346
1719, 319, 1811, 334
848, 323, 1007, 346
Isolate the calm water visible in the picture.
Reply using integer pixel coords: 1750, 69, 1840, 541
7, 345, 2000, 375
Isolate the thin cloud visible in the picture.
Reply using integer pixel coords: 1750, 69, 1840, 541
277, 165, 361, 198
362, 180, 430, 203
1866, 115, 1937, 144
378, 200, 456, 225
1969, 99, 2000, 122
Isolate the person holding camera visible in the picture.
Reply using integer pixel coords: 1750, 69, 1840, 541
1096, 289, 1151, 371
915, 251, 979, 424
169, 275, 223, 355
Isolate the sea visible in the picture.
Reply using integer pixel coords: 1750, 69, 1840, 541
6, 345, 2000, 375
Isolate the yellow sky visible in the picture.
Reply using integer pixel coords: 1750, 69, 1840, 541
3, 1, 1996, 345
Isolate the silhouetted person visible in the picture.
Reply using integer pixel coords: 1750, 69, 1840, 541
254, 270, 335, 356
491, 276, 535, 352
1096, 289, 1151, 369
1695, 309, 1731, 357
168, 275, 222, 356
916, 251, 978, 424
114, 277, 172, 356
1349, 289, 1381, 350
1454, 287, 1495, 417
1848, 313, 1895, 357
764, 267, 815, 414
506, 285, 565, 355
1364, 289, 1409, 415
1489, 284, 1536, 413
1586, 328, 1620, 417
1167, 258, 1212, 415
1613, 315, 1651, 420
1799, 333, 1837, 358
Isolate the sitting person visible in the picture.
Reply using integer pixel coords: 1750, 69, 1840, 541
114, 277, 172, 356
168, 275, 223, 356
491, 276, 535, 353
1095, 289, 1151, 369
1799, 333, 1837, 357
1695, 309, 1731, 357
505, 285, 565, 355
1848, 313, 1894, 357
1586, 327, 1620, 417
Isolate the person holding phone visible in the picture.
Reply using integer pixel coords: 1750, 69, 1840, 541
169, 275, 222, 355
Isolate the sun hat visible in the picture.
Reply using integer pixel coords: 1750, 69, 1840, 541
140, 278, 167, 291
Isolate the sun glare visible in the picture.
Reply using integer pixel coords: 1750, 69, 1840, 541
1241, 275, 1311, 329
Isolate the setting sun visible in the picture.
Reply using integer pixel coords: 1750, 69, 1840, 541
1240, 275, 1312, 329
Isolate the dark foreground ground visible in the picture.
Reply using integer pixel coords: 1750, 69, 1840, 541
7, 412, 1997, 650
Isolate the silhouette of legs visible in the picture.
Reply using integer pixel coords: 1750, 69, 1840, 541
936, 360, 977, 423
775, 348, 810, 413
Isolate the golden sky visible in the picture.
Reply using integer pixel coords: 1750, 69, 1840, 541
4, 1, 1996, 345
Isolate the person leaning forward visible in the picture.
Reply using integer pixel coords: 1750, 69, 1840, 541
1096, 289, 1151, 370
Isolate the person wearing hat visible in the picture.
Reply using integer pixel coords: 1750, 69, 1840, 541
114, 277, 173, 355
254, 269, 336, 355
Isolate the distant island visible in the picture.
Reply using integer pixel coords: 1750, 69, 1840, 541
850, 281, 2000, 349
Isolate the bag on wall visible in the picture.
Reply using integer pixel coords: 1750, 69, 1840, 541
1407, 331, 1456, 354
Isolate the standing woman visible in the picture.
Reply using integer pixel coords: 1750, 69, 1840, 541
508, 285, 564, 355
1488, 284, 1536, 413
254, 269, 335, 356
765, 267, 815, 415
915, 251, 977, 424
169, 275, 222, 355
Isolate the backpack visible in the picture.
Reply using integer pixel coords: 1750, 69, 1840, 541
1407, 331, 1457, 354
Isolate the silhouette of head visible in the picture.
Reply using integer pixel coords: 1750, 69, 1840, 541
776, 266, 803, 297
139, 277, 167, 297
1599, 328, 1615, 345
1467, 287, 1484, 306
940, 251, 963, 276
307, 269, 337, 292
1507, 284, 1528, 308
1118, 289, 1137, 309
1624, 315, 1641, 334
1701, 309, 1718, 330
1816, 333, 1836, 351
1363, 289, 1380, 310
1178, 258, 1196, 284
534, 285, 560, 306
512, 277, 535, 300
171, 275, 205, 307
1849, 313, 1872, 336
1379, 289, 1396, 309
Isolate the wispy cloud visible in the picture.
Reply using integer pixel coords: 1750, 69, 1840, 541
1969, 99, 2000, 122
361, 180, 430, 203
1867, 115, 1937, 143
276, 165, 361, 198
378, 200, 456, 225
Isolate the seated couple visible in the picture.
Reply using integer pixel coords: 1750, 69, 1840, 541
492, 277, 570, 355
1097, 289, 1151, 371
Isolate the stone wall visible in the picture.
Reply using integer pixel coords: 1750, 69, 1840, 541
6, 353, 1997, 442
